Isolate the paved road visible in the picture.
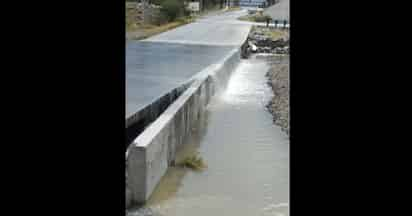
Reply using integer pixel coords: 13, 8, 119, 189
144, 10, 252, 46
126, 42, 235, 117
126, 10, 252, 118
263, 0, 289, 21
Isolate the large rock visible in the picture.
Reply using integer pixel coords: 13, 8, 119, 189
248, 26, 289, 54
271, 38, 287, 48
248, 41, 258, 53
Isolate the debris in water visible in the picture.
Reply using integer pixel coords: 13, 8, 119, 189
177, 154, 207, 171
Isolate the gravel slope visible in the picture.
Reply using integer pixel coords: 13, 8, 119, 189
266, 57, 289, 135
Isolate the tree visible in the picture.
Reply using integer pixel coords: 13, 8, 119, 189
160, 0, 183, 21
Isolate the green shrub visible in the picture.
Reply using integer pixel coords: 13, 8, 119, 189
160, 0, 183, 22
254, 15, 272, 23
155, 10, 169, 26
183, 7, 191, 17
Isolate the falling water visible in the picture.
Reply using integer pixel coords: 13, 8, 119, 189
127, 55, 289, 216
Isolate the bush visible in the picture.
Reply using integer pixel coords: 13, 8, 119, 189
183, 6, 191, 17
254, 15, 272, 23
160, 0, 183, 22
155, 10, 169, 26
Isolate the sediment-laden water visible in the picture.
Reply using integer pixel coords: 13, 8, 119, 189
127, 56, 289, 216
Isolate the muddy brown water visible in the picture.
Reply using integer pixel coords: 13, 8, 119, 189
127, 55, 289, 216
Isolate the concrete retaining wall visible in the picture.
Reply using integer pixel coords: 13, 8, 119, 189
126, 82, 192, 148
126, 48, 240, 207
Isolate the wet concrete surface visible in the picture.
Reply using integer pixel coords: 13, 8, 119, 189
264, 0, 289, 20
127, 56, 289, 216
144, 10, 252, 46
126, 42, 235, 118
126, 10, 254, 119
126, 10, 290, 215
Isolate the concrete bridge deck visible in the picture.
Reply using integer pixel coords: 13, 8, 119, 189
126, 42, 235, 118
126, 10, 252, 119
126, 6, 289, 207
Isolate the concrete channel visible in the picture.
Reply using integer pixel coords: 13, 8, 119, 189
125, 6, 289, 209
126, 48, 241, 207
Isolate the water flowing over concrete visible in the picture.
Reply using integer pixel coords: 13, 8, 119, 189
126, 49, 241, 205
144, 10, 252, 46
126, 9, 290, 212
126, 42, 236, 119
126, 10, 253, 148
127, 56, 289, 216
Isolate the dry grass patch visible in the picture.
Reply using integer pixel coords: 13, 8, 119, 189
176, 154, 207, 171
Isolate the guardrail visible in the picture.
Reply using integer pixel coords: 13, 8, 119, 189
239, 0, 279, 7
268, 19, 289, 28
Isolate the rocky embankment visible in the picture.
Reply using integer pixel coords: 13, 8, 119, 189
241, 26, 289, 58
243, 26, 289, 134
267, 58, 289, 135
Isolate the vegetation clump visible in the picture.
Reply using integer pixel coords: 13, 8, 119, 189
160, 0, 184, 22
177, 154, 207, 171
238, 14, 272, 23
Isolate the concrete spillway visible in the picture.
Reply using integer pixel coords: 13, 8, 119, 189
126, 42, 237, 119
125, 6, 290, 214
125, 9, 255, 208
125, 10, 253, 148
127, 55, 289, 216
126, 48, 241, 206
